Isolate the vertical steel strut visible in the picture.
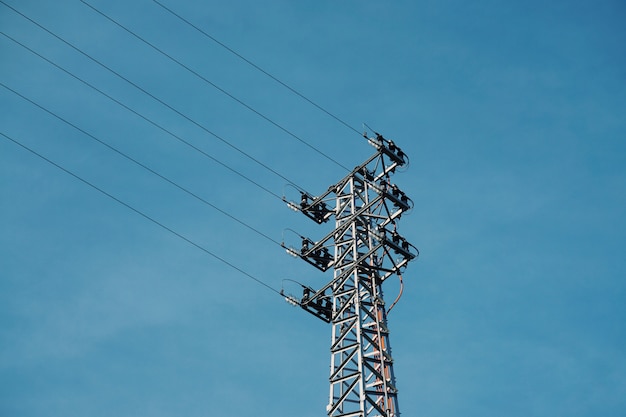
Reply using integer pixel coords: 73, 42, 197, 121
282, 134, 417, 417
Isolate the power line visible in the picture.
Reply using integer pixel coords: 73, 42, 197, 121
1, 130, 283, 296
0, 30, 283, 201
1, 81, 283, 249
79, 0, 352, 172
150, 0, 363, 138
0, 2, 304, 194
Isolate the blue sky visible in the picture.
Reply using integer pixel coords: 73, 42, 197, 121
1, 0, 625, 416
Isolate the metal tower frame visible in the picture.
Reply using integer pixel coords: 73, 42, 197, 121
283, 134, 417, 417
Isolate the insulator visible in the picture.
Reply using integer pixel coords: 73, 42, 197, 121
286, 248, 299, 257
287, 201, 300, 211
367, 138, 381, 149
285, 296, 299, 306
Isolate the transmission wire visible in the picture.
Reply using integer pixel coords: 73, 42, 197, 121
151, 0, 363, 138
79, 0, 351, 172
1, 131, 283, 296
1, 81, 283, 249
0, 30, 283, 201
0, 2, 304, 194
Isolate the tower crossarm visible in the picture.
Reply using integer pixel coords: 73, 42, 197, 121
283, 182, 415, 274
285, 135, 408, 224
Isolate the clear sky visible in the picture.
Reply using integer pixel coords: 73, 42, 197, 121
1, 0, 625, 416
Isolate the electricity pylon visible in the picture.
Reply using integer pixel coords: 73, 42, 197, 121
282, 134, 417, 417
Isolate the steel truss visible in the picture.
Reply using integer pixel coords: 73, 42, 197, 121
283, 134, 417, 417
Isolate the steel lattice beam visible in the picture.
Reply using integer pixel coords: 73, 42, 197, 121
283, 135, 417, 417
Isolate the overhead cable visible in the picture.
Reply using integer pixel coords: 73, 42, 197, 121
1, 131, 283, 296
0, 3, 305, 193
79, 0, 351, 172
151, 0, 363, 138
1, 81, 283, 248
0, 31, 283, 201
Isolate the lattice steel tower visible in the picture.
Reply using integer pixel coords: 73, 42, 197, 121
282, 134, 417, 417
